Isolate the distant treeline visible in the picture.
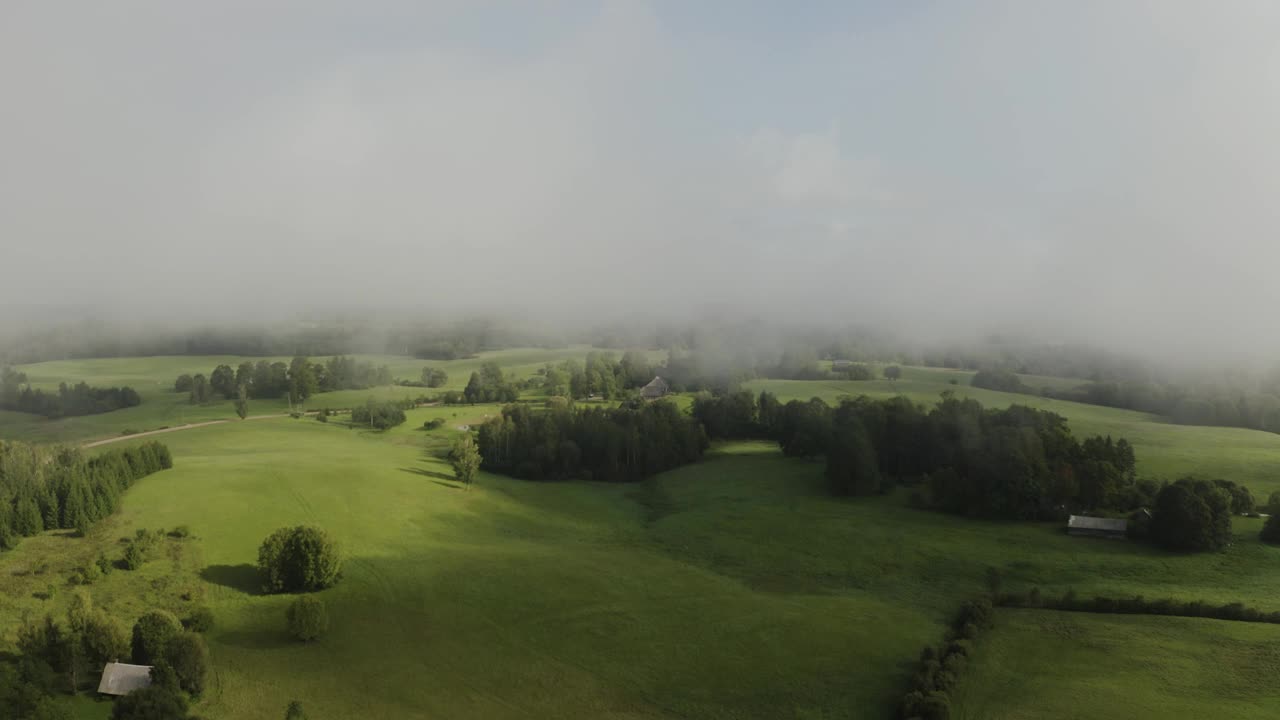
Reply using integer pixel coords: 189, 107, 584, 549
0, 440, 172, 550
176, 355, 392, 404
537, 351, 656, 399
971, 367, 1280, 435
0, 367, 141, 419
477, 401, 707, 482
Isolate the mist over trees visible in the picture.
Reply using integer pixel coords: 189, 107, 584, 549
179, 356, 392, 403
0, 368, 140, 419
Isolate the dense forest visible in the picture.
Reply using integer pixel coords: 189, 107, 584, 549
0, 368, 141, 419
0, 440, 172, 549
477, 401, 707, 482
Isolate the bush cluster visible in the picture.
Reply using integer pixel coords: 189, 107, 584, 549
258, 526, 342, 593
898, 598, 994, 720
351, 400, 408, 430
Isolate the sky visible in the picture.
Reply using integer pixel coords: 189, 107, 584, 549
2, 1, 1280, 358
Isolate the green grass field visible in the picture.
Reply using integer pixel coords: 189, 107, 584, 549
0, 347, 658, 445
4, 357, 1280, 717
953, 609, 1280, 719
4, 425, 1280, 718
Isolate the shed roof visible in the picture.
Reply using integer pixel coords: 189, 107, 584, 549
98, 662, 152, 696
1067, 515, 1127, 532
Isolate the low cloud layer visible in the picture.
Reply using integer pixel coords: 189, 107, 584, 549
3, 1, 1279, 360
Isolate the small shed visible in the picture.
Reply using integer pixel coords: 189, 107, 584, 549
98, 662, 152, 696
832, 360, 853, 369
640, 376, 670, 400
1067, 515, 1128, 540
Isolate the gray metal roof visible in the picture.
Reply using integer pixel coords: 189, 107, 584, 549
98, 662, 152, 696
1068, 515, 1127, 532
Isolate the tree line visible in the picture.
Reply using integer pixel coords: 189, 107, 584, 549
477, 400, 707, 482
175, 355, 393, 404
0, 441, 172, 551
1, 368, 141, 419
971, 365, 1280, 436
537, 351, 656, 400
694, 390, 1253, 552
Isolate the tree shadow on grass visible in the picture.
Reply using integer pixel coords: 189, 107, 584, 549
201, 564, 262, 595
399, 467, 456, 482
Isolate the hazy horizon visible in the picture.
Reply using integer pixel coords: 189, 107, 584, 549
4, 2, 1280, 362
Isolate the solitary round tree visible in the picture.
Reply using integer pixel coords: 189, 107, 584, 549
286, 596, 329, 642
258, 526, 342, 593
131, 610, 183, 665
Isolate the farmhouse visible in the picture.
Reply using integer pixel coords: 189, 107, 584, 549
640, 376, 670, 400
1066, 515, 1128, 539
98, 662, 153, 696
832, 360, 853, 370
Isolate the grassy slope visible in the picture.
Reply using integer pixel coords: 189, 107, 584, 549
5, 425, 1280, 718
953, 609, 1280, 720
0, 347, 655, 445
747, 365, 1280, 497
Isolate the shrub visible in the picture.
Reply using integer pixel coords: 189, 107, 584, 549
424, 418, 445, 430
286, 596, 329, 642
131, 610, 183, 665
169, 525, 190, 539
258, 526, 342, 593
183, 606, 215, 633
286, 701, 308, 720
123, 528, 162, 570
96, 553, 115, 576
75, 562, 102, 585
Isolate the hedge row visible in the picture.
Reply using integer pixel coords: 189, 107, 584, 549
898, 598, 994, 720
996, 587, 1280, 624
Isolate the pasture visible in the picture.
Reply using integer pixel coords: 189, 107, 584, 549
952, 609, 1280, 719
0, 347, 645, 445
4, 426, 1280, 718
3, 356, 1280, 717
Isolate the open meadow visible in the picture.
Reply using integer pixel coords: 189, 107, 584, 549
0, 347, 652, 445
3, 357, 1280, 718
951, 609, 1280, 720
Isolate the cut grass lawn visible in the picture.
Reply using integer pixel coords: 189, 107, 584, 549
953, 608, 1280, 720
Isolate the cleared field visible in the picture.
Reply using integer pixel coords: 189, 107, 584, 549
747, 367, 1280, 497
6, 422, 1280, 718
953, 609, 1280, 719
0, 347, 653, 444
